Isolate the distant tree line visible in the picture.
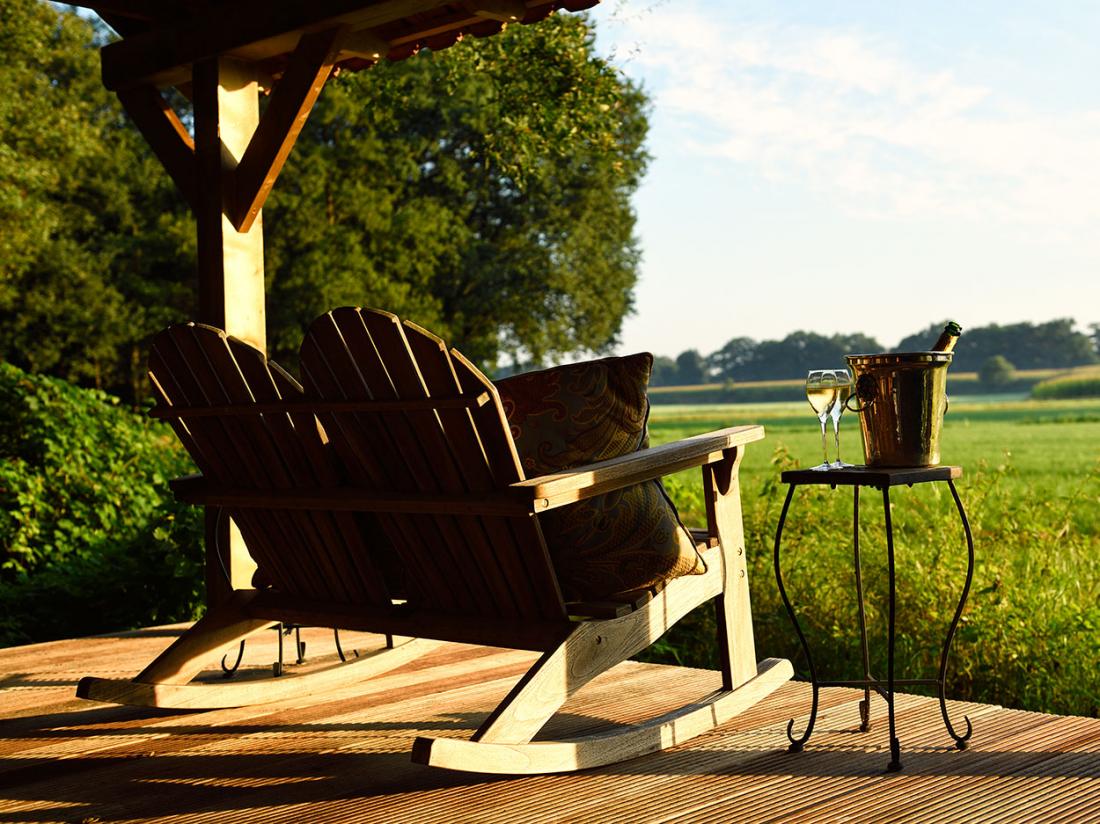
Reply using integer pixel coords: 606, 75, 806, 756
652, 320, 1099, 386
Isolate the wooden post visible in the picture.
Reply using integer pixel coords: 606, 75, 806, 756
193, 57, 266, 350
193, 56, 265, 600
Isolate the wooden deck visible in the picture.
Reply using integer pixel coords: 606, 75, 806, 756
2, 625, 1098, 823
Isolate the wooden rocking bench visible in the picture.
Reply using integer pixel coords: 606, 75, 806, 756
77, 308, 792, 774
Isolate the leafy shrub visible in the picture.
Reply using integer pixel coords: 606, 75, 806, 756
0, 363, 202, 646
1031, 367, 1100, 399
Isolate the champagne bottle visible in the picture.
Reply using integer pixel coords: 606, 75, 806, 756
931, 321, 962, 353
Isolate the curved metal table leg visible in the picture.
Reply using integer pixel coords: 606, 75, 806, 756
939, 480, 975, 749
221, 640, 246, 677
852, 486, 872, 732
774, 483, 819, 752
883, 486, 902, 772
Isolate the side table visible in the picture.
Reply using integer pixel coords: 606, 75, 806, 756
773, 465, 975, 772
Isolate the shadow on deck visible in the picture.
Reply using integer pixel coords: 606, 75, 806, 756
1, 625, 1097, 823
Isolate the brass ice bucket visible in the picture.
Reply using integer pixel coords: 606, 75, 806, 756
844, 352, 952, 467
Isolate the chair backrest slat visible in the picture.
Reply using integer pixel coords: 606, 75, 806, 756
151, 326, 310, 598
301, 309, 566, 621
224, 336, 391, 605
150, 323, 391, 606
182, 328, 337, 601
402, 324, 566, 619
350, 311, 511, 616
298, 311, 464, 611
445, 347, 567, 619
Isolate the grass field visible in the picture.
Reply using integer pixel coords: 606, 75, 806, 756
644, 397, 1100, 718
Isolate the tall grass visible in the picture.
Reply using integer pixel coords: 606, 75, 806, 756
645, 399, 1100, 718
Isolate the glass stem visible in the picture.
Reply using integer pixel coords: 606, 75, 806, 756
833, 416, 841, 464
819, 416, 829, 465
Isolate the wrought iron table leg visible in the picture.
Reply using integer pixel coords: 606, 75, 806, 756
882, 487, 902, 772
938, 480, 975, 749
774, 483, 819, 752
853, 486, 872, 733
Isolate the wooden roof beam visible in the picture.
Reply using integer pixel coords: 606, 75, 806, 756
98, 0, 459, 91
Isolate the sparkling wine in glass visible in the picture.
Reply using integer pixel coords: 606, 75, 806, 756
829, 368, 854, 468
805, 370, 838, 470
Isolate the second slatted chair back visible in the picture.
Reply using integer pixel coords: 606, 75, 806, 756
299, 307, 567, 622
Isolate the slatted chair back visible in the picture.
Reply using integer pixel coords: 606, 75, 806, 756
148, 323, 392, 607
299, 307, 567, 622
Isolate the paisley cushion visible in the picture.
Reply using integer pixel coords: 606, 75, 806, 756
495, 353, 704, 601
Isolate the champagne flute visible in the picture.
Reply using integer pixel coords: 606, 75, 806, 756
829, 368, 854, 468
805, 370, 838, 470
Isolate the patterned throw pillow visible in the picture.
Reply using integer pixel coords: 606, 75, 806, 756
495, 353, 704, 601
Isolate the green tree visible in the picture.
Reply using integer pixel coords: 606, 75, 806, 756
0, 1, 194, 398
2, 3, 648, 392
896, 319, 1098, 371
263, 14, 649, 371
673, 349, 706, 385
707, 337, 757, 381
979, 355, 1016, 388
649, 355, 678, 387
731, 331, 883, 380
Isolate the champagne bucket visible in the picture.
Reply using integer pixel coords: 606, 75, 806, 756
844, 352, 952, 467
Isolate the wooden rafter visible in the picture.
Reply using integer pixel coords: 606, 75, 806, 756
115, 85, 197, 211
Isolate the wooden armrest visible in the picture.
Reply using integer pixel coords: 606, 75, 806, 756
513, 424, 765, 511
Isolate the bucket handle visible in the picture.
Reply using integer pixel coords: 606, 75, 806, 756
845, 373, 877, 413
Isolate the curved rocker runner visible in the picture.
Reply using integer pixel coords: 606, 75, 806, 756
76, 309, 791, 773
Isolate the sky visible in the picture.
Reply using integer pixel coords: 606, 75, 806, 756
586, 0, 1100, 357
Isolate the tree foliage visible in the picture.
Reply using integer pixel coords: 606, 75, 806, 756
658, 319, 1098, 387
0, 0, 194, 398
702, 331, 883, 382
0, 1, 648, 396
265, 15, 648, 370
896, 319, 1098, 371
979, 355, 1016, 388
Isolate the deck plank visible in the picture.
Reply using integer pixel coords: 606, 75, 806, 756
1, 625, 1097, 822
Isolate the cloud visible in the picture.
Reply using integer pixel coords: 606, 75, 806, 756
599, 4, 1100, 230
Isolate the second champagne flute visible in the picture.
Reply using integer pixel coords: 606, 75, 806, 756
805, 370, 838, 470
829, 368, 854, 468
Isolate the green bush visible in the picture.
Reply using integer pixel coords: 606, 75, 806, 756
0, 363, 203, 646
1031, 367, 1100, 399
